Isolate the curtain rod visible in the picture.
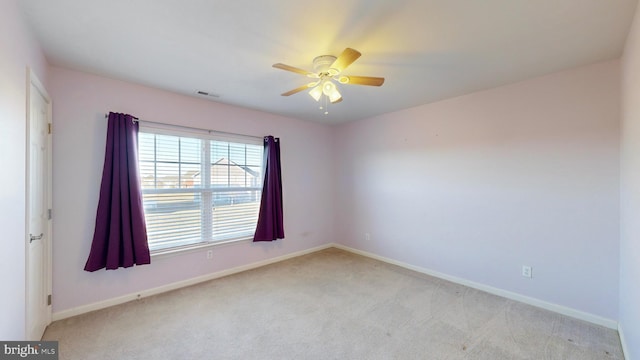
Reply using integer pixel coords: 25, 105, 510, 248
104, 113, 263, 141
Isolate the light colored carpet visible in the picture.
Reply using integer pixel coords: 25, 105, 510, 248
43, 248, 623, 359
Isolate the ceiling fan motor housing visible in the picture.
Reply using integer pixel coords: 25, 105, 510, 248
313, 55, 338, 75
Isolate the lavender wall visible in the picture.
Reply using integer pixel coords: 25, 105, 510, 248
0, 0, 49, 340
49, 66, 334, 313
333, 60, 620, 321
620, 1, 640, 357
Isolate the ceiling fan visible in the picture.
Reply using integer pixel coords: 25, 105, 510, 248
273, 48, 384, 105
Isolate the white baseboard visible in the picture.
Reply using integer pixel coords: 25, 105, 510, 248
52, 243, 333, 321
619, 323, 629, 360
53, 242, 619, 331
332, 244, 619, 330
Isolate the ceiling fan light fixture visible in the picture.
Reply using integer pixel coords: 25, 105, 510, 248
329, 90, 342, 103
309, 85, 323, 101
322, 80, 336, 96
309, 80, 341, 103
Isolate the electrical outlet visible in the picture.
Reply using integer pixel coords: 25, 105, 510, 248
206, 250, 213, 260
522, 265, 532, 278
364, 233, 370, 241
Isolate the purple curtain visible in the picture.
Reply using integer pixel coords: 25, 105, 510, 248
253, 136, 285, 242
84, 112, 150, 271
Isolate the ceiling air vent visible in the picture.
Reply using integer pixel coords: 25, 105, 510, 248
195, 90, 220, 98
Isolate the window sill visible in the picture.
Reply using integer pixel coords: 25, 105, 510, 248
150, 236, 254, 260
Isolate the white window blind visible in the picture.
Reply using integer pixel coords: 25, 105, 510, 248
138, 129, 262, 252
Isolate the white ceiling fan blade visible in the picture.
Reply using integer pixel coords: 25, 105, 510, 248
329, 48, 361, 74
273, 63, 318, 78
281, 81, 320, 96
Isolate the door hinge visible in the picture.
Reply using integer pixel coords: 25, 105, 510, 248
48, 123, 52, 134
47, 294, 51, 306
47, 209, 52, 220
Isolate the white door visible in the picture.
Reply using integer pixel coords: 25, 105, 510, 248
26, 69, 52, 341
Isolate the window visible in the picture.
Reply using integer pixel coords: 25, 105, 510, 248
138, 128, 262, 252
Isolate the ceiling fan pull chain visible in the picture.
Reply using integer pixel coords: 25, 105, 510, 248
324, 95, 329, 115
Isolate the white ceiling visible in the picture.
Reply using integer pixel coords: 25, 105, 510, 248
19, 0, 638, 124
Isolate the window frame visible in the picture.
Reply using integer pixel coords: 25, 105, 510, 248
137, 123, 263, 255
